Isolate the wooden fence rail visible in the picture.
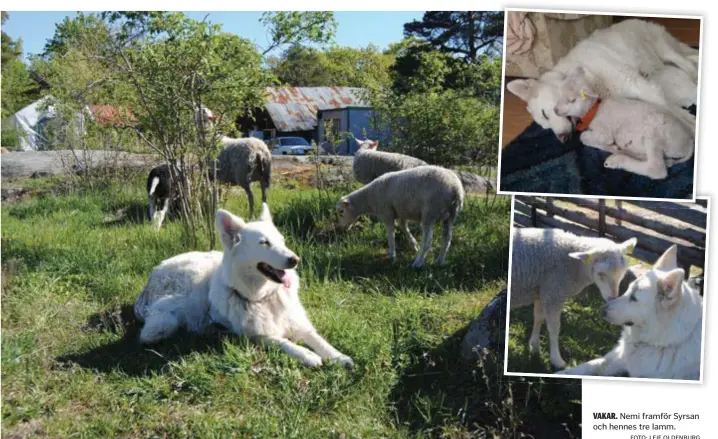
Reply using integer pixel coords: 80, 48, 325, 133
514, 196, 708, 275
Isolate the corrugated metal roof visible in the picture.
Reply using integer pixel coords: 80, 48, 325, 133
264, 87, 370, 132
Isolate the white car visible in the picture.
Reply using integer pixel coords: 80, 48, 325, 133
269, 137, 314, 155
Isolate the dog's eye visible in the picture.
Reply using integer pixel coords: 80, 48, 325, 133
542, 109, 549, 119
259, 239, 271, 247
630, 294, 638, 302
570, 98, 576, 103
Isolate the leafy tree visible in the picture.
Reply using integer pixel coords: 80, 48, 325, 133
259, 12, 337, 55
38, 12, 272, 246
370, 87, 498, 168
1, 12, 42, 147
269, 44, 393, 89
404, 11, 503, 60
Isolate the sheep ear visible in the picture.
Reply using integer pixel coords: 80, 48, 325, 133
216, 209, 245, 249
506, 79, 537, 102
259, 203, 272, 222
370, 141, 379, 150
654, 244, 678, 271
619, 238, 637, 254
355, 138, 362, 146
569, 251, 594, 264
658, 268, 684, 309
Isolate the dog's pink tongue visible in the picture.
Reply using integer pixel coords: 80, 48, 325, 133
282, 272, 292, 289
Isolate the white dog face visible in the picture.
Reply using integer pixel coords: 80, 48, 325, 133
569, 238, 637, 301
603, 245, 684, 329
506, 72, 575, 143
554, 67, 600, 118
216, 204, 300, 288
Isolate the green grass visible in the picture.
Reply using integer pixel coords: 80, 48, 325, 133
2, 175, 580, 438
507, 286, 623, 375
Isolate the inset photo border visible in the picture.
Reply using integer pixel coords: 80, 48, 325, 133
496, 9, 703, 201
503, 195, 709, 383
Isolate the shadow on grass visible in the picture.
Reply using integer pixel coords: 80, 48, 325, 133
101, 200, 151, 227
389, 325, 581, 438
57, 304, 229, 377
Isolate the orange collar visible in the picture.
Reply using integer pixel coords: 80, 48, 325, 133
576, 99, 601, 132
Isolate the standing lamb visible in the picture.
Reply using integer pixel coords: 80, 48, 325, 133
352, 139, 494, 193
510, 227, 636, 369
336, 165, 464, 268
147, 164, 172, 231
198, 107, 272, 217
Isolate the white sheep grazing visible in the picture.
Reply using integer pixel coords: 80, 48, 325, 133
554, 67, 694, 180
198, 107, 272, 217
353, 139, 494, 193
337, 165, 464, 268
352, 139, 428, 184
510, 227, 637, 369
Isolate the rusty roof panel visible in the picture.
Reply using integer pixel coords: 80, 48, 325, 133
264, 87, 370, 132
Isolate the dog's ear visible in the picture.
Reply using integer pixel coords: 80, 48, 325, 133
370, 140, 379, 150
216, 209, 245, 249
654, 244, 678, 271
619, 238, 637, 254
568, 250, 595, 264
506, 79, 537, 102
259, 203, 272, 222
658, 268, 685, 309
355, 138, 363, 146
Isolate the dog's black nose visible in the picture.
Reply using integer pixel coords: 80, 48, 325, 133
287, 255, 300, 268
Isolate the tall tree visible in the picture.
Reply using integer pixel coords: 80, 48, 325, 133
403, 11, 503, 61
269, 44, 393, 89
1, 12, 41, 121
259, 12, 337, 55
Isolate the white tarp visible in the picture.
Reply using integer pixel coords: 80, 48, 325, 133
4, 96, 89, 151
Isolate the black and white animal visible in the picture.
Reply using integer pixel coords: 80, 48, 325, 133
147, 164, 172, 231
198, 107, 272, 217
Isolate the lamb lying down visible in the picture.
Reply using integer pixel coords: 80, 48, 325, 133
336, 165, 464, 268
555, 66, 695, 180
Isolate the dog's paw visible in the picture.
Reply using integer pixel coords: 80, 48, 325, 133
302, 352, 323, 368
331, 354, 355, 370
604, 154, 625, 170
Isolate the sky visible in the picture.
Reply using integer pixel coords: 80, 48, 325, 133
2, 11, 425, 61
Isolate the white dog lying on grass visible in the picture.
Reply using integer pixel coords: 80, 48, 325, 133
556, 245, 702, 380
134, 204, 354, 369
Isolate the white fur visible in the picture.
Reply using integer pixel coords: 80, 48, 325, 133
555, 67, 694, 179
134, 204, 354, 369
557, 245, 703, 380
511, 228, 636, 369
506, 19, 698, 141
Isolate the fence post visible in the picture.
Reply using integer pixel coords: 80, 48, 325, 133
616, 200, 623, 226
531, 201, 537, 227
598, 200, 606, 237
546, 198, 555, 218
